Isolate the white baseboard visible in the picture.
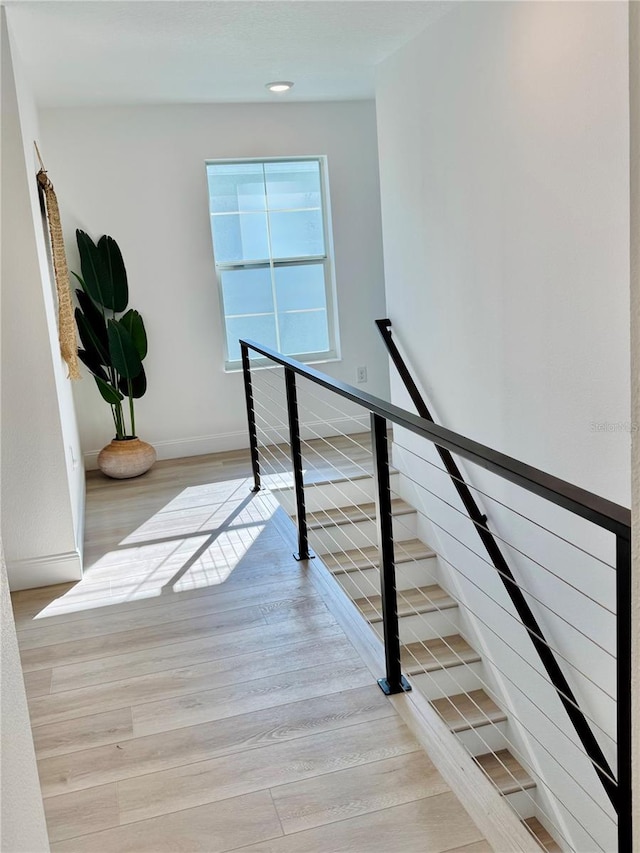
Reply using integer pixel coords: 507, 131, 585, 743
6, 550, 83, 591
83, 431, 246, 470
83, 417, 369, 470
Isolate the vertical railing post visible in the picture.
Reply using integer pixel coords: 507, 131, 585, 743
617, 532, 632, 852
241, 343, 261, 493
371, 412, 411, 696
284, 367, 313, 561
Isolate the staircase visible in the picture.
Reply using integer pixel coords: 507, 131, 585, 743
271, 465, 562, 853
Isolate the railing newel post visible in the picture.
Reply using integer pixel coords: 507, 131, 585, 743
284, 367, 314, 562
241, 342, 261, 493
371, 412, 411, 696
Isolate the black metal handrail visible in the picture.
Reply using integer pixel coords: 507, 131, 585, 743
241, 339, 629, 535
239, 336, 631, 851
374, 318, 630, 847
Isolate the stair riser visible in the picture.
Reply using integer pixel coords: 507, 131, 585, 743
502, 789, 537, 821
455, 720, 508, 756
334, 557, 438, 598
372, 608, 459, 643
309, 513, 417, 554
334, 569, 380, 600
272, 473, 400, 514
393, 556, 439, 584
409, 661, 485, 699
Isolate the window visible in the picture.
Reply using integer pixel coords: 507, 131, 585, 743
206, 157, 339, 368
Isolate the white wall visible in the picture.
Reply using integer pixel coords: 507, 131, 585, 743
629, 2, 640, 849
376, 1, 629, 506
0, 547, 49, 851
376, 2, 629, 848
2, 13, 83, 590
1, 9, 52, 848
39, 101, 389, 465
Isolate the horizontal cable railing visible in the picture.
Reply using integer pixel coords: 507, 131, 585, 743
240, 337, 631, 853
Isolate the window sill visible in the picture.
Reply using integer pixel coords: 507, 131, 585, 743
224, 353, 342, 374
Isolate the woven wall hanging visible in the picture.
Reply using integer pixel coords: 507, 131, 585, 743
35, 142, 80, 380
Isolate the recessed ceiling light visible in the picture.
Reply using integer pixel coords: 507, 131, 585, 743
266, 81, 294, 93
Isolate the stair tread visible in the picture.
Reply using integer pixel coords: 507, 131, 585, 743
475, 749, 535, 796
401, 634, 480, 674
306, 499, 413, 529
431, 689, 507, 733
322, 539, 435, 574
523, 818, 561, 853
354, 585, 456, 622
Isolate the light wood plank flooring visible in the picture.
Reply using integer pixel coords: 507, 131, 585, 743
13, 447, 490, 852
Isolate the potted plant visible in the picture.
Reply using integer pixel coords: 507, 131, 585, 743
73, 229, 156, 478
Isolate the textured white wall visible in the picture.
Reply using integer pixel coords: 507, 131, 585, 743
2, 13, 83, 590
39, 101, 389, 465
376, 2, 629, 848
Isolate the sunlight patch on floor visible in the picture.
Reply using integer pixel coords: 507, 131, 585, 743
30, 478, 282, 621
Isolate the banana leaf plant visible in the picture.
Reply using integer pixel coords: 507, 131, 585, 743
73, 230, 148, 440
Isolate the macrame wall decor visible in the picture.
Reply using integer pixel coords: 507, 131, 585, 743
35, 141, 81, 380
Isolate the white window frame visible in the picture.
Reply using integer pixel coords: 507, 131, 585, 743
206, 155, 341, 371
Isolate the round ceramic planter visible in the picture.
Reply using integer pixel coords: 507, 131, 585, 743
97, 437, 156, 479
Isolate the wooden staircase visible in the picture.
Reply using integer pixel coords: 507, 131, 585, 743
270, 469, 563, 853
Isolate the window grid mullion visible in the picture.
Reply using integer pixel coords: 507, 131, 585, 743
211, 206, 321, 216
216, 256, 327, 272
263, 163, 282, 352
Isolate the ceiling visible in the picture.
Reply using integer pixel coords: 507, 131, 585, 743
5, 1, 449, 107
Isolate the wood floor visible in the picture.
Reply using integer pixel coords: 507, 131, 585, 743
12, 447, 491, 852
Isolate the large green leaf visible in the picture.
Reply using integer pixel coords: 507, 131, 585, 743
119, 310, 147, 360
76, 230, 112, 309
93, 375, 124, 405
75, 307, 110, 366
78, 348, 109, 383
119, 364, 147, 399
76, 289, 108, 351
108, 319, 142, 379
98, 235, 129, 313
71, 271, 87, 293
